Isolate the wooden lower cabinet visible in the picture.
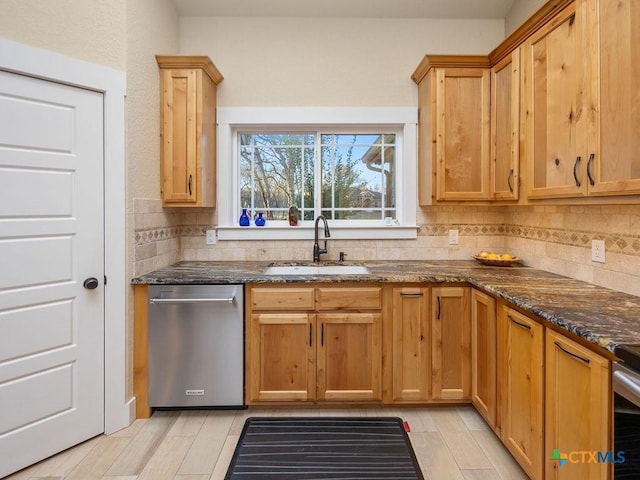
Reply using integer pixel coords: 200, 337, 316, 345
246, 284, 383, 404
317, 313, 382, 401
545, 330, 610, 480
247, 313, 315, 402
471, 289, 497, 429
431, 287, 471, 400
498, 304, 544, 480
391, 287, 430, 402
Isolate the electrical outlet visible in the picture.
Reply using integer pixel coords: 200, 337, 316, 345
449, 229, 459, 245
592, 239, 605, 263
206, 229, 217, 245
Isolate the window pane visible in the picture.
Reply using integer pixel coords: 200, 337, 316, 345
320, 134, 396, 220
240, 133, 313, 221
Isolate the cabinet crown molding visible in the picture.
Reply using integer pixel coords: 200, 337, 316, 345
411, 55, 490, 84
155, 55, 224, 84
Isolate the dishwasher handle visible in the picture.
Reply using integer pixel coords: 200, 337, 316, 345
150, 296, 236, 305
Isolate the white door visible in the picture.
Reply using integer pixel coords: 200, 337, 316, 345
0, 70, 105, 477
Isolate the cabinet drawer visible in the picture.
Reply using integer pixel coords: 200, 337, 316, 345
251, 287, 315, 310
317, 287, 382, 310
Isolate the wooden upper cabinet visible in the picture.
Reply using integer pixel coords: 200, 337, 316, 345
524, 0, 640, 199
413, 56, 491, 203
491, 50, 520, 200
524, 2, 586, 199
156, 55, 223, 207
586, 0, 640, 195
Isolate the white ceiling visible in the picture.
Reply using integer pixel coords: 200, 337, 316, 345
171, 0, 517, 19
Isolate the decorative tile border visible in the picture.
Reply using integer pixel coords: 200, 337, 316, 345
134, 225, 209, 246
135, 223, 639, 257
421, 223, 639, 257
134, 227, 180, 245
419, 224, 506, 237
504, 224, 640, 256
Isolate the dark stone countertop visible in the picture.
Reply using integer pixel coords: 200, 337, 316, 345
132, 260, 640, 355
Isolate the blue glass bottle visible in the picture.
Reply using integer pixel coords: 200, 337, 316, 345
255, 212, 266, 227
239, 208, 250, 226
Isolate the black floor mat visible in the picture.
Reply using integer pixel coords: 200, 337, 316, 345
224, 417, 424, 479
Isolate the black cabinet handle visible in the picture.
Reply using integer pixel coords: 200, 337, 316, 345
587, 153, 595, 186
573, 156, 581, 187
309, 323, 313, 347
400, 292, 424, 297
321, 323, 324, 347
188, 174, 193, 196
508, 314, 531, 330
555, 341, 590, 364
436, 296, 441, 320
507, 169, 514, 193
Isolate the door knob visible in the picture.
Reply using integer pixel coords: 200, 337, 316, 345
83, 277, 99, 290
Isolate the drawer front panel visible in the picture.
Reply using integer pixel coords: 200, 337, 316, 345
317, 287, 382, 310
251, 287, 315, 310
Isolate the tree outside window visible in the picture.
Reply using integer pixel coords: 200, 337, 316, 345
240, 131, 396, 223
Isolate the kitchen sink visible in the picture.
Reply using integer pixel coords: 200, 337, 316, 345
263, 265, 370, 275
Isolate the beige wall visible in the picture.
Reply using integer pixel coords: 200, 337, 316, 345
505, 0, 547, 35
179, 16, 505, 106
126, 0, 180, 398
0, 0, 127, 70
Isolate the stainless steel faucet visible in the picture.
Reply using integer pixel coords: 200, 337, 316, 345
313, 215, 331, 262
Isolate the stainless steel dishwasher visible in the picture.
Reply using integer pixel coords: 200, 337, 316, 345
147, 284, 244, 408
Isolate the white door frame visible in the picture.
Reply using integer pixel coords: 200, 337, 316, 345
0, 37, 131, 434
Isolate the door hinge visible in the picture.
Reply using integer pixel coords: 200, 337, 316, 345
104, 275, 108, 286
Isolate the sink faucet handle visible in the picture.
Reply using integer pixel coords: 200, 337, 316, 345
339, 252, 347, 262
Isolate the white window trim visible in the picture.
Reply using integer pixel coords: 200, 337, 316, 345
217, 107, 418, 241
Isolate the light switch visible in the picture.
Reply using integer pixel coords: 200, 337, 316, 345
449, 229, 459, 245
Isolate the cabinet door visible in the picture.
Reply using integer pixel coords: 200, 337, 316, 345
545, 330, 610, 480
317, 313, 382, 401
498, 306, 544, 480
525, 3, 587, 199
435, 68, 491, 201
247, 313, 315, 403
431, 287, 471, 400
160, 68, 198, 204
471, 289, 497, 427
585, 0, 640, 195
391, 287, 430, 402
491, 50, 520, 200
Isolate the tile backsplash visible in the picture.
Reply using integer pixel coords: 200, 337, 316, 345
133, 199, 639, 296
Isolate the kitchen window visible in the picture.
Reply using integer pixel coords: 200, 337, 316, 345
217, 107, 417, 241
240, 132, 396, 222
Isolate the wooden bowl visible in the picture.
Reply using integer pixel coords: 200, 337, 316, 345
473, 255, 521, 267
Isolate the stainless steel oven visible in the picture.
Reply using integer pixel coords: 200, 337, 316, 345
613, 353, 640, 479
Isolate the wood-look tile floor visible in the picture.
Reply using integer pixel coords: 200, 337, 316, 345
5, 406, 529, 480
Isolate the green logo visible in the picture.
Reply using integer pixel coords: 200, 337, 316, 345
549, 449, 568, 468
